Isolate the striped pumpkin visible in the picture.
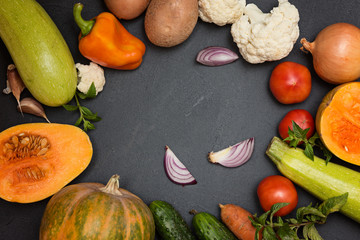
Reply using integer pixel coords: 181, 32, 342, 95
39, 175, 155, 240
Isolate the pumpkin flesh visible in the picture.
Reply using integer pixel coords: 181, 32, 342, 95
0, 123, 92, 203
316, 82, 360, 165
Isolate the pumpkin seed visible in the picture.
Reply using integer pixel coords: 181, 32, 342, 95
21, 137, 30, 145
40, 138, 48, 148
31, 168, 38, 180
4, 134, 50, 161
26, 169, 32, 179
11, 136, 19, 147
37, 148, 48, 156
5, 143, 13, 150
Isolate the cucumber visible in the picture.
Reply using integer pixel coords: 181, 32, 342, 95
192, 212, 237, 240
149, 200, 196, 240
0, 0, 77, 107
266, 136, 360, 223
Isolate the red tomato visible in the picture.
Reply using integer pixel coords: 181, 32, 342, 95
257, 175, 298, 216
278, 109, 315, 141
269, 61, 312, 104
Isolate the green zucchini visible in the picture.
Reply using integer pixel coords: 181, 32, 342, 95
0, 0, 77, 107
266, 136, 360, 223
149, 200, 196, 240
192, 211, 237, 240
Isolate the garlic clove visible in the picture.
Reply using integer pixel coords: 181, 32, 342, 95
18, 97, 51, 123
3, 80, 11, 94
7, 64, 26, 113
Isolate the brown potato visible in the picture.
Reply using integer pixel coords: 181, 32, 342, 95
144, 0, 198, 47
104, 0, 150, 20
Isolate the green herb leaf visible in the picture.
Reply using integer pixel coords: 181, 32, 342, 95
76, 82, 97, 100
270, 202, 290, 222
316, 139, 333, 165
263, 226, 278, 240
85, 82, 97, 99
258, 211, 271, 225
308, 132, 319, 145
283, 123, 332, 163
287, 218, 298, 224
303, 223, 323, 240
249, 216, 264, 233
63, 92, 101, 132
304, 143, 314, 161
277, 223, 299, 240
77, 91, 87, 100
63, 104, 78, 111
323, 150, 332, 165
303, 224, 310, 240
252, 193, 347, 240
80, 106, 94, 116
296, 205, 325, 224
83, 114, 102, 122
75, 116, 82, 126
255, 228, 262, 240
318, 192, 348, 216
83, 119, 95, 131
292, 121, 307, 139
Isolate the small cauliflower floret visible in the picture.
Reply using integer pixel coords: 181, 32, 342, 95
75, 62, 105, 95
231, 0, 299, 64
199, 0, 246, 26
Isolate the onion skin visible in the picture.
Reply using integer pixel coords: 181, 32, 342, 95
301, 23, 360, 84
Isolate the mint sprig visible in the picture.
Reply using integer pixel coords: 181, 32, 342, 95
283, 121, 332, 164
63, 83, 101, 132
250, 193, 348, 240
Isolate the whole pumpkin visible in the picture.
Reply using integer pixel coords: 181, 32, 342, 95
39, 175, 155, 240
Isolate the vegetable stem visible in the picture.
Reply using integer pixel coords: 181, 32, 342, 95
73, 3, 95, 37
265, 137, 287, 166
74, 93, 84, 120
99, 174, 123, 196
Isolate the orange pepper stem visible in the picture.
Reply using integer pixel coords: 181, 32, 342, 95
73, 3, 95, 37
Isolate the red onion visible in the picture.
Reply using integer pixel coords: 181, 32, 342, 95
164, 146, 197, 186
196, 46, 239, 66
208, 138, 254, 167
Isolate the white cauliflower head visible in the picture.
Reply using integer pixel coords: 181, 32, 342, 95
231, 0, 300, 64
75, 62, 105, 95
199, 0, 246, 26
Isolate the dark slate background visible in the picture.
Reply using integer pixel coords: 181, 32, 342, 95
1, 0, 360, 239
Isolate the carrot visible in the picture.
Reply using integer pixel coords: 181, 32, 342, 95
219, 203, 260, 240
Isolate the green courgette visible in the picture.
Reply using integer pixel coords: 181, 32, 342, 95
149, 200, 196, 240
266, 136, 360, 223
192, 211, 237, 240
0, 0, 77, 107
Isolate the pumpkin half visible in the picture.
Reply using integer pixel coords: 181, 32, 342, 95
316, 82, 360, 165
0, 123, 92, 203
39, 175, 155, 240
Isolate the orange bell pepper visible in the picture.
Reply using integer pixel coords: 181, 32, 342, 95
73, 3, 146, 70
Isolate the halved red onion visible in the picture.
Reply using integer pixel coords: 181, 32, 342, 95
196, 46, 239, 66
208, 138, 254, 167
164, 146, 197, 186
